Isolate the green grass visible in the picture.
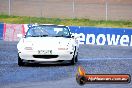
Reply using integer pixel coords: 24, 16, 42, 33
0, 14, 132, 28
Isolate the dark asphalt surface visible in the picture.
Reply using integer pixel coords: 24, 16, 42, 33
0, 41, 132, 88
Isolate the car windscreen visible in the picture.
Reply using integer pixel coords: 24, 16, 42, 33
26, 26, 71, 38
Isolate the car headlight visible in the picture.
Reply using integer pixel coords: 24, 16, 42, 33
58, 48, 68, 50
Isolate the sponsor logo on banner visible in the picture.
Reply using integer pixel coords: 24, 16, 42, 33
72, 33, 132, 46
69, 26, 132, 46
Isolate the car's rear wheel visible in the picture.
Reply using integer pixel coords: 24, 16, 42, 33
18, 54, 24, 66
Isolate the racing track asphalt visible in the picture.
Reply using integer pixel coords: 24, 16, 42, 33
0, 41, 132, 88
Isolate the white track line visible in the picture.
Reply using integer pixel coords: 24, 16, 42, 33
79, 58, 132, 61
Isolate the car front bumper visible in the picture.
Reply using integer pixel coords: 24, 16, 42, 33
18, 50, 74, 62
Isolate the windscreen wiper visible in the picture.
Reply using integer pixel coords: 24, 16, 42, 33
54, 35, 64, 37
26, 35, 38, 37
54, 35, 71, 38
28, 35, 48, 37
39, 35, 48, 37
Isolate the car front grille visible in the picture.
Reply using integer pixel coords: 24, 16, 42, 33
33, 55, 59, 59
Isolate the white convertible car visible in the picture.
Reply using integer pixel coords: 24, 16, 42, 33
17, 24, 79, 66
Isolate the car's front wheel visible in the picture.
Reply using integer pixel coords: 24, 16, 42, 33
70, 47, 78, 65
71, 56, 76, 65
18, 54, 24, 66
75, 52, 78, 62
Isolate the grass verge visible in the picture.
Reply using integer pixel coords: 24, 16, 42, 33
0, 15, 132, 28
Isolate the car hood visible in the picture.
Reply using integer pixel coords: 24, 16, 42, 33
25, 37, 71, 43
19, 37, 73, 49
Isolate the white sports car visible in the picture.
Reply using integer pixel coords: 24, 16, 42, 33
17, 24, 79, 66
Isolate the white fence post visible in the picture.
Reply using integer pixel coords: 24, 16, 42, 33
72, 0, 75, 18
8, 0, 11, 16
105, 0, 108, 21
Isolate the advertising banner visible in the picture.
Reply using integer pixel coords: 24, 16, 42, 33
3, 24, 25, 41
0, 23, 4, 40
12, 24, 132, 46
69, 26, 132, 46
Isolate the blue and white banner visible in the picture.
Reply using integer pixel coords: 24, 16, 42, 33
23, 24, 132, 46
0, 23, 4, 40
69, 26, 132, 46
